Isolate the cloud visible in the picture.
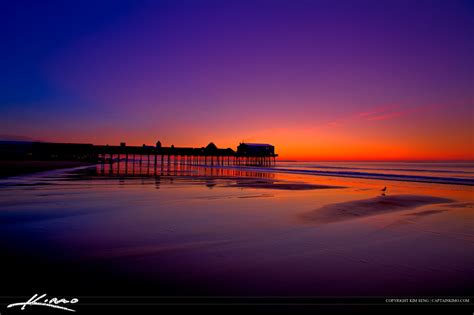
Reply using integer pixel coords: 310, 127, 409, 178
355, 104, 406, 121
320, 104, 404, 129
356, 105, 395, 118
320, 100, 461, 129
365, 112, 403, 121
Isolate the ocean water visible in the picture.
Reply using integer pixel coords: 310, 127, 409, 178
2, 161, 474, 186
262, 161, 474, 185
0, 161, 473, 297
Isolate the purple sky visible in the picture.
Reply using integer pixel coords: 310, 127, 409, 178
1, 0, 473, 159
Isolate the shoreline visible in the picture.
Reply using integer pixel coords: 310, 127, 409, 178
213, 165, 474, 186
1, 160, 473, 187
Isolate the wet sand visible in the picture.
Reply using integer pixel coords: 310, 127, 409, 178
0, 163, 472, 300
302, 194, 453, 224
227, 181, 344, 190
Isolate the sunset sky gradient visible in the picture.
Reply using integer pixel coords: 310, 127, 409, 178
1, 0, 473, 160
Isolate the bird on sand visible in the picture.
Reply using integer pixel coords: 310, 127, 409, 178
381, 186, 387, 196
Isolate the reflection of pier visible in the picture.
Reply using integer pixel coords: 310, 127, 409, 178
95, 162, 276, 191
96, 142, 277, 167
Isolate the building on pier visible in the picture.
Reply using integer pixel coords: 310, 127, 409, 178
237, 143, 275, 156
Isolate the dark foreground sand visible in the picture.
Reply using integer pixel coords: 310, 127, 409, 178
0, 160, 95, 177
302, 194, 454, 224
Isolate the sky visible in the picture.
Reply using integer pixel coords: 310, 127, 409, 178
1, 0, 473, 160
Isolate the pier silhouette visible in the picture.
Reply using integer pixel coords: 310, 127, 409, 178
96, 141, 277, 167
0, 140, 278, 167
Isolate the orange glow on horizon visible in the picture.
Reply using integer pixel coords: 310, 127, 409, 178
35, 128, 473, 162
11, 100, 473, 162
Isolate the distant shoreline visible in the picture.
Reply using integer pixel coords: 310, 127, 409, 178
0, 160, 96, 178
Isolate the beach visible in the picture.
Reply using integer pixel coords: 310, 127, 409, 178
0, 161, 472, 298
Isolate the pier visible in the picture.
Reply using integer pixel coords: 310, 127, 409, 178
95, 142, 277, 167
1, 140, 278, 167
